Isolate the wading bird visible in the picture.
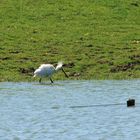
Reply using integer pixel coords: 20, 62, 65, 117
33, 62, 68, 83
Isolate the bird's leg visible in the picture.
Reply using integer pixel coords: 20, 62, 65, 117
39, 78, 42, 83
50, 78, 54, 83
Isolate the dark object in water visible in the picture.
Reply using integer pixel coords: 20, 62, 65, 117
127, 99, 135, 107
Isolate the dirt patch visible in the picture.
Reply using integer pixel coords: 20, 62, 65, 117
63, 62, 75, 68
131, 2, 139, 7
69, 72, 81, 77
0, 57, 10, 60
129, 54, 140, 61
19, 67, 35, 76
110, 61, 140, 72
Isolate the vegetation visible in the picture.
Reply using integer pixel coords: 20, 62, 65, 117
0, 0, 140, 82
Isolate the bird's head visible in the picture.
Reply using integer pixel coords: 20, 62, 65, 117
55, 62, 63, 71
55, 62, 68, 78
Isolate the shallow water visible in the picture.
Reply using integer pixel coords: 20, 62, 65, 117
0, 80, 140, 140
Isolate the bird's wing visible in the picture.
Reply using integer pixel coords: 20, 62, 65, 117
39, 64, 55, 75
39, 64, 47, 69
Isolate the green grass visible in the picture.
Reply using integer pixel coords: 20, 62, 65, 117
0, 0, 140, 81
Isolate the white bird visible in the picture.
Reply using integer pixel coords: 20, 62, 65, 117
33, 62, 68, 83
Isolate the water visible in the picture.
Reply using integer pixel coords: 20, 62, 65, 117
0, 80, 140, 140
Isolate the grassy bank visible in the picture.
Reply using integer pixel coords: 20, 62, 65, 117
0, 0, 140, 82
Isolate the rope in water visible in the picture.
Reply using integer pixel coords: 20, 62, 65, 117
70, 103, 139, 108
70, 99, 138, 108
70, 103, 125, 108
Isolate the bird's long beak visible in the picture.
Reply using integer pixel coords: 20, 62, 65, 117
62, 68, 68, 78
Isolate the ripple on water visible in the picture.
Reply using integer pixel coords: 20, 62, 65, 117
0, 80, 140, 140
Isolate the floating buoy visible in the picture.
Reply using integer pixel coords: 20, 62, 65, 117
127, 99, 135, 107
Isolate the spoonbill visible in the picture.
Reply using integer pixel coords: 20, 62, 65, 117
33, 62, 68, 83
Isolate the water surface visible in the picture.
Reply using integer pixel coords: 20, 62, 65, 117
0, 80, 140, 140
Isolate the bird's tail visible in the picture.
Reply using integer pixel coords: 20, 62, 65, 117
55, 61, 63, 71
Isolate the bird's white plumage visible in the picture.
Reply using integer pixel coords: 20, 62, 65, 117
34, 62, 65, 82
55, 61, 63, 71
34, 64, 55, 78
33, 61, 68, 83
